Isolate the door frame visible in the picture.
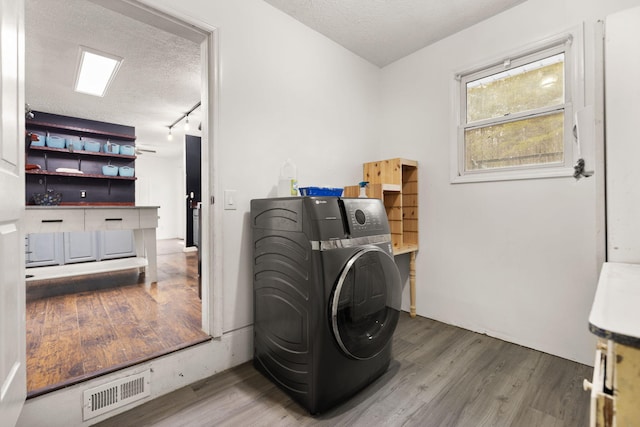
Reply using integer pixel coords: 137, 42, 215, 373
89, 0, 222, 337
0, 0, 26, 423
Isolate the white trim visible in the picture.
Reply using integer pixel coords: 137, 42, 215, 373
455, 33, 573, 81
451, 26, 585, 183
133, 1, 223, 338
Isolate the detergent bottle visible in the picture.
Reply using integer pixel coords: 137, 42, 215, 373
358, 181, 369, 198
278, 159, 298, 197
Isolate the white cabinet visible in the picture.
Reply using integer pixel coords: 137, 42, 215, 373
24, 208, 84, 233
25, 206, 158, 282
25, 232, 63, 267
26, 230, 137, 267
588, 263, 640, 426
100, 230, 136, 260
85, 208, 139, 230
63, 231, 98, 264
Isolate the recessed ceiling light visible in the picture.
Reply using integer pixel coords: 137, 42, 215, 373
74, 47, 123, 97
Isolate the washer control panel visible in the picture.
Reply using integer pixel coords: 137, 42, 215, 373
342, 198, 388, 237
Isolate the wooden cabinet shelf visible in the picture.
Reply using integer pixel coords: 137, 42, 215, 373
27, 119, 136, 141
29, 145, 136, 160
26, 169, 136, 181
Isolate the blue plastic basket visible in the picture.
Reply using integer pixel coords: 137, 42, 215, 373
66, 139, 84, 151
84, 140, 101, 152
46, 136, 66, 149
102, 165, 118, 176
120, 145, 135, 156
298, 187, 343, 196
118, 166, 134, 177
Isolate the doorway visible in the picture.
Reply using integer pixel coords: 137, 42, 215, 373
23, 0, 214, 397
185, 135, 202, 248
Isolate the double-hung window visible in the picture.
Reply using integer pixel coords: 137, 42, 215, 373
453, 33, 580, 182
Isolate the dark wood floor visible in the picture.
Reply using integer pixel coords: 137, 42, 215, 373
96, 312, 592, 427
25, 239, 209, 398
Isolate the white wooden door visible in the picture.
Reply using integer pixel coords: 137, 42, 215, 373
0, 0, 26, 425
606, 6, 640, 262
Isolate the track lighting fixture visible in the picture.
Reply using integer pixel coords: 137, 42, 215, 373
165, 101, 200, 139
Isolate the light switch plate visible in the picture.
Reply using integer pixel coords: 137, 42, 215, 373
224, 190, 237, 210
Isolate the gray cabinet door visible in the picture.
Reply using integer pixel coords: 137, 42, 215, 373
100, 230, 136, 260
25, 233, 64, 267
63, 231, 98, 264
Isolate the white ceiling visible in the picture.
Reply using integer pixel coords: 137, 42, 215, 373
25, 0, 202, 157
264, 0, 527, 67
25, 0, 527, 157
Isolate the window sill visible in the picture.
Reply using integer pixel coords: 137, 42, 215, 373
450, 166, 577, 184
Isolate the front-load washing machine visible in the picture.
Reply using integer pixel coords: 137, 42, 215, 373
250, 196, 402, 414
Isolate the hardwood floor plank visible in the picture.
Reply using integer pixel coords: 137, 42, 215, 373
99, 286, 166, 360
27, 297, 83, 393
77, 290, 129, 373
96, 312, 592, 427
25, 242, 208, 396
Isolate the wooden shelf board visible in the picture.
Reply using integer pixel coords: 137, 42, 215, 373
26, 169, 136, 180
25, 257, 148, 282
29, 145, 136, 159
382, 184, 402, 192
27, 120, 136, 141
393, 245, 419, 256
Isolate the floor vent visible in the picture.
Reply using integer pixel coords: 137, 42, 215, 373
82, 370, 151, 421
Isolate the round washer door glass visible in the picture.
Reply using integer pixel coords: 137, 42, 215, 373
331, 246, 402, 360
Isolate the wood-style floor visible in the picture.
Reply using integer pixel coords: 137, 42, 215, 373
96, 312, 592, 427
25, 239, 209, 398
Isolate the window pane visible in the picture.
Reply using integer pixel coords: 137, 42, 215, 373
464, 112, 564, 171
466, 54, 564, 123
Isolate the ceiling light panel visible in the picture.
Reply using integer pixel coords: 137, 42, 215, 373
74, 47, 123, 97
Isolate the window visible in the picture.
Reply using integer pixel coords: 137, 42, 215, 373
452, 33, 580, 182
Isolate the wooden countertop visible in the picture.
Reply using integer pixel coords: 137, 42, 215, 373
589, 262, 640, 347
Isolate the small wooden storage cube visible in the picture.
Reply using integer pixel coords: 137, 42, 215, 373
362, 158, 418, 255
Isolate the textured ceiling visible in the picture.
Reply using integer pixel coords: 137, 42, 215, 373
263, 0, 528, 67
25, 0, 202, 157
25, 0, 527, 158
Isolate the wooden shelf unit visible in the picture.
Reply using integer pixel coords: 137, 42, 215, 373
346, 158, 419, 255
345, 158, 419, 317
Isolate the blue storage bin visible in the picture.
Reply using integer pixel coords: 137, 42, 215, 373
31, 132, 46, 147
46, 135, 66, 149
299, 187, 344, 196
84, 140, 101, 152
120, 145, 135, 156
102, 165, 118, 176
118, 166, 134, 177
103, 143, 120, 154
65, 138, 84, 150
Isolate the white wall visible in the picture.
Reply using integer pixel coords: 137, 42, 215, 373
22, 0, 640, 424
135, 154, 183, 239
17, 1, 381, 425
186, 0, 381, 333
380, 0, 640, 365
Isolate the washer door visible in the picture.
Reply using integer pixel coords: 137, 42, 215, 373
330, 246, 402, 360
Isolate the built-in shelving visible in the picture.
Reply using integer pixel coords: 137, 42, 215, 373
26, 111, 137, 205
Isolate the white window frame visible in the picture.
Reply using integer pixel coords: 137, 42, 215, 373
451, 29, 584, 183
